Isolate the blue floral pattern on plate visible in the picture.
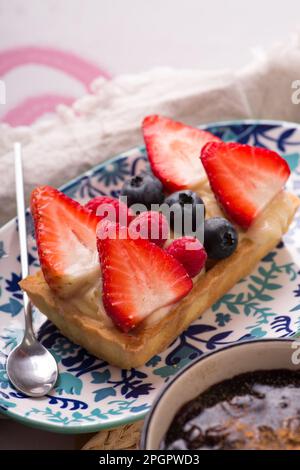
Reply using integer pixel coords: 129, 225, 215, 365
1, 120, 300, 433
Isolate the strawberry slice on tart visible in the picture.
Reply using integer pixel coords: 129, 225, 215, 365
97, 221, 193, 332
31, 186, 100, 298
201, 142, 291, 229
142, 115, 221, 192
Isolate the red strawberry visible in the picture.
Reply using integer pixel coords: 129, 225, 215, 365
201, 142, 291, 229
97, 222, 192, 332
31, 186, 100, 297
142, 115, 221, 192
166, 237, 207, 278
85, 196, 134, 226
128, 211, 169, 247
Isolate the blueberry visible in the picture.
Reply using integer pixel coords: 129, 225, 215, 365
204, 217, 238, 259
164, 190, 205, 235
120, 174, 165, 209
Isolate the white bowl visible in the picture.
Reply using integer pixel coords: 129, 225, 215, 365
140, 339, 300, 450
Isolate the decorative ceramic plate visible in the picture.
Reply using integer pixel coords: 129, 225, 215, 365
1, 120, 300, 433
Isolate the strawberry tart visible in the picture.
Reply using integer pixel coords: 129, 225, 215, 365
20, 115, 300, 368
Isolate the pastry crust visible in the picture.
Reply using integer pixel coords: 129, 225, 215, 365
21, 192, 300, 369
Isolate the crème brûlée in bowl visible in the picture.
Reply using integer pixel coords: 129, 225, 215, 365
21, 115, 300, 369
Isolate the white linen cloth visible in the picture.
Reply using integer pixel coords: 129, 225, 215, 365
1, 36, 300, 225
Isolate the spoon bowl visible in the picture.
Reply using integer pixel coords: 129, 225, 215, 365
7, 332, 58, 397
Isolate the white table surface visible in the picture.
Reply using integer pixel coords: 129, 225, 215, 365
0, 0, 299, 450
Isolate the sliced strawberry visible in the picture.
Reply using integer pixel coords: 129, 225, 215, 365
201, 142, 291, 229
97, 222, 192, 332
85, 196, 135, 226
142, 115, 221, 192
31, 186, 100, 297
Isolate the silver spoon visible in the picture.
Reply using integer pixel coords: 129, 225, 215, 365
6, 143, 58, 397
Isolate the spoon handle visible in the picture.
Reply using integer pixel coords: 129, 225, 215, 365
14, 143, 33, 334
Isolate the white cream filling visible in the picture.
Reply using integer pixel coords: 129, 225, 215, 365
64, 241, 99, 278
246, 191, 293, 244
